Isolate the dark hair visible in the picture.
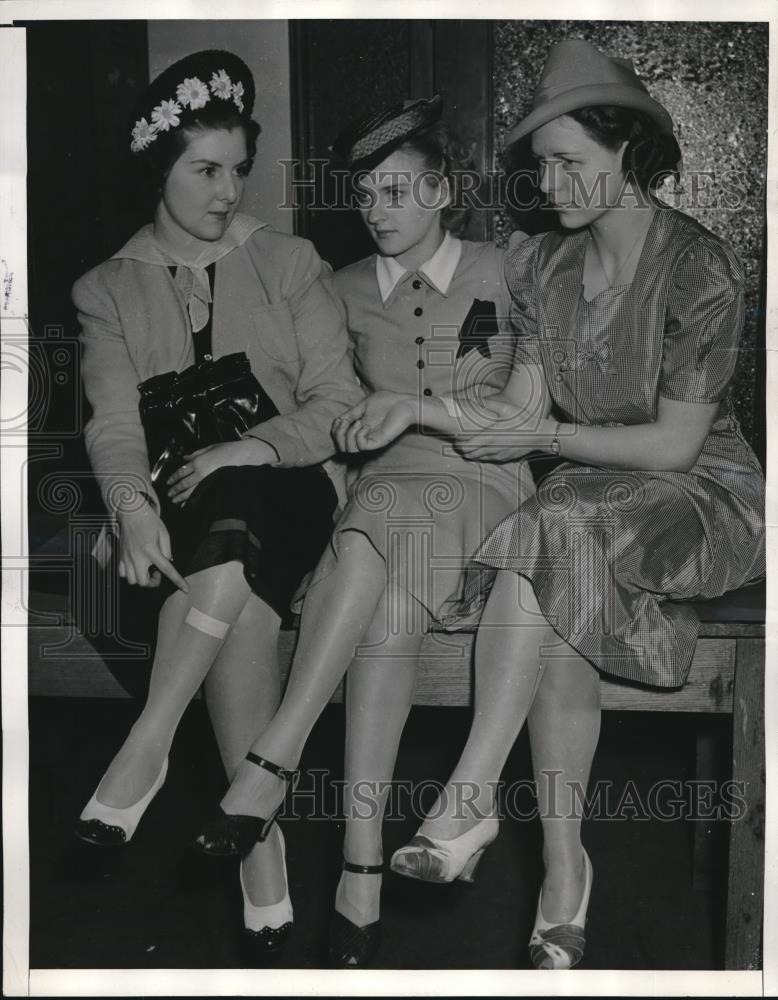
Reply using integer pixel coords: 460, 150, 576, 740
127, 49, 260, 218
396, 120, 477, 235
568, 106, 681, 193
133, 104, 261, 217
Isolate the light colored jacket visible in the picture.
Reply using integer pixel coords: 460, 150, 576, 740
73, 219, 363, 522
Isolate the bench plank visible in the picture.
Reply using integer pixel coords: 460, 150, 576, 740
29, 626, 737, 713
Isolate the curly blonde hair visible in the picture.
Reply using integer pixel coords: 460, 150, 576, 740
398, 120, 478, 235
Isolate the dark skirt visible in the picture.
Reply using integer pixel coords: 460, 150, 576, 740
158, 464, 338, 619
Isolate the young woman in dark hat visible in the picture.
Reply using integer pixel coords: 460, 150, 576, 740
192, 95, 534, 966
328, 38, 765, 969
72, 48, 362, 953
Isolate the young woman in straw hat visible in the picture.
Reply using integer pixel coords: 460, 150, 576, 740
193, 95, 534, 967
72, 49, 362, 954
329, 38, 764, 968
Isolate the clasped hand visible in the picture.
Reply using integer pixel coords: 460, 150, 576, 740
332, 391, 418, 452
454, 397, 542, 462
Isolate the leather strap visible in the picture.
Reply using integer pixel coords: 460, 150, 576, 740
245, 752, 299, 783
343, 860, 384, 875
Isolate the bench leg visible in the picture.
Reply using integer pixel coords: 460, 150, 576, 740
725, 637, 765, 970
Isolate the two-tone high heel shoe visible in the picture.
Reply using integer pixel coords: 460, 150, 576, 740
390, 814, 499, 883
328, 859, 383, 968
193, 752, 299, 856
240, 825, 294, 954
75, 758, 169, 847
529, 849, 593, 970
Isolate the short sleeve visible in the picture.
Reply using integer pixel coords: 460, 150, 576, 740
659, 237, 745, 403
504, 234, 544, 368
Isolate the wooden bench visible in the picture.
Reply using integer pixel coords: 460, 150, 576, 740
27, 569, 765, 971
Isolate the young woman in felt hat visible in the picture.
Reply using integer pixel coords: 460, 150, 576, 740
72, 49, 362, 954
193, 95, 534, 966
327, 38, 765, 968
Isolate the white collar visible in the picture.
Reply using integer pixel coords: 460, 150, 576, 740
375, 231, 462, 303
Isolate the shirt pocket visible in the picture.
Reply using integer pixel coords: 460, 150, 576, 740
251, 301, 300, 366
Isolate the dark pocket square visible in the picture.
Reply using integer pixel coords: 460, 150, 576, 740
456, 298, 499, 360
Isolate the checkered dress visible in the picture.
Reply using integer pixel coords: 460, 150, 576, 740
464, 208, 765, 687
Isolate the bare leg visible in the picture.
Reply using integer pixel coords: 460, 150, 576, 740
418, 570, 550, 839
528, 647, 600, 922
204, 593, 287, 905
220, 532, 388, 818
337, 589, 426, 927
94, 561, 252, 807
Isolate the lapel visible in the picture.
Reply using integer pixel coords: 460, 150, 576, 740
536, 230, 587, 344
625, 207, 679, 314
531, 209, 689, 414
536, 209, 683, 324
619, 208, 682, 391
536, 208, 683, 349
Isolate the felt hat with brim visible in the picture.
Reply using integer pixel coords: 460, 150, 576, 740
505, 39, 674, 149
332, 95, 443, 171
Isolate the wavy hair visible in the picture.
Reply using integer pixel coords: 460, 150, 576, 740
397, 120, 479, 235
568, 106, 682, 193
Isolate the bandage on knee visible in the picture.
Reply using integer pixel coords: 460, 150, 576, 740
184, 606, 231, 639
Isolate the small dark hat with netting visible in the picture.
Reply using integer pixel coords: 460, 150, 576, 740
331, 95, 443, 170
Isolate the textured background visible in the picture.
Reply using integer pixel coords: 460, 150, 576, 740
492, 21, 768, 445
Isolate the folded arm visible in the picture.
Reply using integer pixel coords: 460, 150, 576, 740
456, 394, 719, 471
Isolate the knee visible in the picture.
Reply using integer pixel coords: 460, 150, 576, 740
185, 606, 231, 639
186, 559, 246, 592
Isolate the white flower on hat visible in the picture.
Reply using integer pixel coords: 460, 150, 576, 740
210, 69, 232, 100
231, 80, 244, 113
150, 99, 182, 132
130, 117, 156, 152
176, 76, 211, 110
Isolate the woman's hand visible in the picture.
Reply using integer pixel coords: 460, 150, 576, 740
166, 439, 275, 505
454, 397, 546, 462
117, 502, 189, 591
454, 434, 538, 462
332, 391, 419, 453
